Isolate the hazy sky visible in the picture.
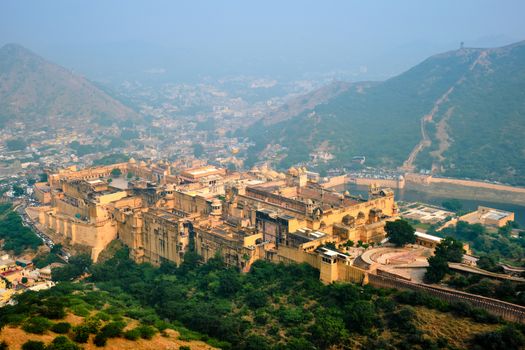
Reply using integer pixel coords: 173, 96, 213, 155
2, 0, 525, 82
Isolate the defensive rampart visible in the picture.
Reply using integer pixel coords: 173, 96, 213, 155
367, 273, 525, 323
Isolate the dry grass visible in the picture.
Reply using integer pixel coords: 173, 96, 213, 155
413, 306, 500, 349
0, 317, 217, 350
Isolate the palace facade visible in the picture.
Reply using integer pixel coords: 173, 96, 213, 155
32, 160, 398, 283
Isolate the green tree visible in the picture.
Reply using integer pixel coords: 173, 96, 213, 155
471, 325, 525, 350
72, 325, 90, 343
52, 254, 92, 282
51, 322, 71, 334
0, 207, 42, 254
6, 138, 27, 151
435, 237, 465, 263
93, 153, 129, 166
46, 336, 80, 350
51, 243, 63, 255
217, 270, 241, 297
39, 173, 48, 183
344, 300, 375, 333
22, 317, 52, 334
424, 237, 464, 283
123, 328, 141, 340
242, 334, 271, 350
441, 199, 463, 212
424, 255, 449, 283
22, 340, 45, 350
110, 168, 122, 177
100, 321, 126, 338
308, 314, 348, 349
136, 325, 156, 339
93, 332, 107, 347
192, 143, 204, 158
109, 138, 126, 149
385, 219, 416, 247
12, 184, 25, 197
477, 255, 503, 273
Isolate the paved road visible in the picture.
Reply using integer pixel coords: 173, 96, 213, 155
16, 200, 69, 263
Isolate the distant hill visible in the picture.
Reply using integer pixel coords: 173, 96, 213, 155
243, 40, 525, 185
0, 43, 137, 127
260, 81, 358, 125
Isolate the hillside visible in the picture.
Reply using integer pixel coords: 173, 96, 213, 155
243, 40, 525, 185
260, 81, 356, 125
0, 249, 517, 350
0, 315, 215, 350
0, 43, 137, 127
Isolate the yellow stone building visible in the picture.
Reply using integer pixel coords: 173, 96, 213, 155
33, 161, 398, 284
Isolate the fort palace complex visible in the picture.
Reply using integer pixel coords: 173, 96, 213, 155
31, 159, 399, 284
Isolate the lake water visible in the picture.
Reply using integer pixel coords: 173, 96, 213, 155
344, 184, 525, 226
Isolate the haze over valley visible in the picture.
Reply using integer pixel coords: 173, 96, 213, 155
1, 2, 525, 350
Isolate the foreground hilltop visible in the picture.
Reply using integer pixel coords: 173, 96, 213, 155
244, 40, 525, 185
0, 43, 137, 127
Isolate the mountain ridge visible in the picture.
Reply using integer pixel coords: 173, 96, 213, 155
0, 43, 138, 127
244, 40, 525, 185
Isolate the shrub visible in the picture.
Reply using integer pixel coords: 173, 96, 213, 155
174, 326, 203, 341
389, 306, 417, 333
22, 316, 52, 334
46, 336, 80, 350
93, 332, 108, 347
112, 314, 124, 322
447, 274, 469, 288
254, 310, 269, 325
123, 328, 141, 340
70, 304, 90, 317
471, 325, 525, 350
82, 317, 102, 333
100, 321, 126, 338
95, 312, 111, 321
39, 298, 67, 319
5, 313, 25, 326
22, 340, 45, 350
154, 319, 170, 332
51, 322, 71, 334
180, 346, 191, 350
72, 325, 90, 343
104, 305, 121, 315
136, 324, 157, 339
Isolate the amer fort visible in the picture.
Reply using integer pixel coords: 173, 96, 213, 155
27, 159, 525, 323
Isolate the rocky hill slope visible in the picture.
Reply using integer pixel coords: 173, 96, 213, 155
0, 43, 137, 128
243, 40, 525, 185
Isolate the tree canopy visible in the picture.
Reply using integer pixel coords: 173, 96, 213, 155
52, 254, 92, 282
425, 236, 465, 283
442, 199, 463, 212
385, 219, 416, 247
0, 204, 42, 254
110, 168, 122, 177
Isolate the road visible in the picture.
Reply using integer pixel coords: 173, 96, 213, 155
15, 200, 70, 263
